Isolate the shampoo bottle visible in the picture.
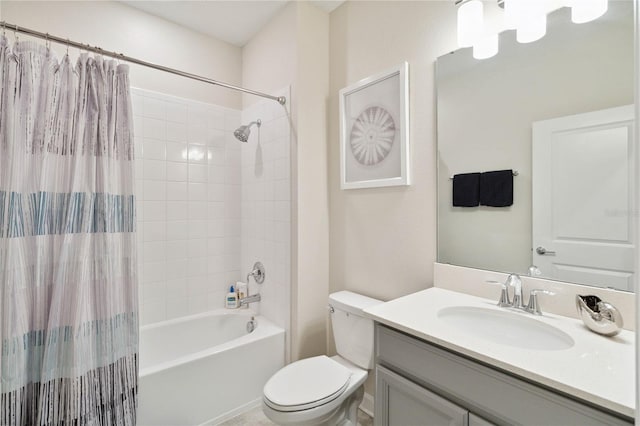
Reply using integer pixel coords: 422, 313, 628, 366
236, 281, 248, 309
226, 285, 238, 309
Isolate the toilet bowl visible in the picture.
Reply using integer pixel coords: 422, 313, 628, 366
262, 291, 382, 426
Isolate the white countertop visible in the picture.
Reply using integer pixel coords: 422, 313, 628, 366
363, 287, 635, 418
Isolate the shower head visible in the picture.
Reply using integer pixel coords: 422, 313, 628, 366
233, 119, 262, 142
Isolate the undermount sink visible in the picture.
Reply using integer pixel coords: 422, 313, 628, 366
437, 306, 575, 351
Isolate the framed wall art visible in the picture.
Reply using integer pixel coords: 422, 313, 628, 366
339, 62, 410, 190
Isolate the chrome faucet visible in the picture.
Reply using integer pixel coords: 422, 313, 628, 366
239, 293, 261, 307
505, 273, 524, 309
491, 273, 554, 315
240, 261, 266, 307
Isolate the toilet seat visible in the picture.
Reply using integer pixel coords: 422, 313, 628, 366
263, 355, 352, 412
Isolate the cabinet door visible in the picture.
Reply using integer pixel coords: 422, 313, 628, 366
469, 414, 497, 426
375, 365, 468, 426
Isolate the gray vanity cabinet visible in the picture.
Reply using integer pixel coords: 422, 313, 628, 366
374, 324, 632, 426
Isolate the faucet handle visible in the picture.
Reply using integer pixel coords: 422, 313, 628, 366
247, 261, 265, 284
526, 289, 555, 315
485, 280, 511, 307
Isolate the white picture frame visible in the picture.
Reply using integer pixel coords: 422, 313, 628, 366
339, 62, 410, 190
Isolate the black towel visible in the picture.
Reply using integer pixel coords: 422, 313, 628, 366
480, 170, 513, 207
452, 172, 480, 207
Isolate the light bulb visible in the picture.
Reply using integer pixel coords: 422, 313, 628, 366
512, 0, 547, 44
473, 34, 499, 59
457, 0, 484, 48
517, 13, 547, 43
571, 0, 608, 24
504, 0, 523, 30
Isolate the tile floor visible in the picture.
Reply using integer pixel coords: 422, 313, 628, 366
220, 406, 373, 426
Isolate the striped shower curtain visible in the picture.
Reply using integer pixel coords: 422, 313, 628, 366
0, 38, 138, 425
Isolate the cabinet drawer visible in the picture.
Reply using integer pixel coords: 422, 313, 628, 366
376, 324, 632, 426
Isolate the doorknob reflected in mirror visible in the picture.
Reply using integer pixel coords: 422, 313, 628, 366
536, 246, 556, 256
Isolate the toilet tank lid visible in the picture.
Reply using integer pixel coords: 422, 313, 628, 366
329, 291, 382, 315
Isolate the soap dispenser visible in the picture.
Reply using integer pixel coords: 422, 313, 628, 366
226, 285, 238, 309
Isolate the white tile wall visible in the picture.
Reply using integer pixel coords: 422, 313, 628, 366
241, 90, 292, 332
132, 88, 243, 325
133, 87, 292, 334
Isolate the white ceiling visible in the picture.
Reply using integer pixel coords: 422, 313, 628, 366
121, 1, 345, 47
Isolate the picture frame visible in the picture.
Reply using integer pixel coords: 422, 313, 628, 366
339, 62, 410, 190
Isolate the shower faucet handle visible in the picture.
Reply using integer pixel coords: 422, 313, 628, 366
246, 261, 265, 284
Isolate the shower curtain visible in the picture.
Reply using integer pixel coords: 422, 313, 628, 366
0, 38, 138, 425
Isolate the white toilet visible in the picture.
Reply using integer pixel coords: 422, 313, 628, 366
262, 291, 382, 426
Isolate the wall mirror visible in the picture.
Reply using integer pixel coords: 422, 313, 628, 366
436, 1, 635, 291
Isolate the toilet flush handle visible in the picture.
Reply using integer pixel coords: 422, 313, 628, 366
327, 305, 335, 314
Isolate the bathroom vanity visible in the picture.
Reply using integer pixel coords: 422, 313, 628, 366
363, 288, 635, 426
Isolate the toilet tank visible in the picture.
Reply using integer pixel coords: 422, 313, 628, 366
328, 291, 383, 370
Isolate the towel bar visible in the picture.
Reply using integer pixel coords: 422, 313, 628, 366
449, 170, 519, 180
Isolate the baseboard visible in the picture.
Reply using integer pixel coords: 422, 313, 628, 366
200, 397, 262, 426
359, 392, 375, 418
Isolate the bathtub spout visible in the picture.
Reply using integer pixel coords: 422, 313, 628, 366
240, 293, 261, 307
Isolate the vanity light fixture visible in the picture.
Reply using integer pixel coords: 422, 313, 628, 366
502, 0, 518, 30
504, 0, 547, 43
457, 0, 484, 48
516, 11, 547, 43
570, 0, 608, 24
456, 0, 499, 59
455, 0, 609, 60
473, 33, 499, 59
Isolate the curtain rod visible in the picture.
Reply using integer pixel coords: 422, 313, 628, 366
0, 21, 287, 105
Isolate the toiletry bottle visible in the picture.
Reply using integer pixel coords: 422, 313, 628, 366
236, 281, 248, 309
226, 285, 238, 309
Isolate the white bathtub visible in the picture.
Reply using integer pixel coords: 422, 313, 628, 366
137, 310, 285, 425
